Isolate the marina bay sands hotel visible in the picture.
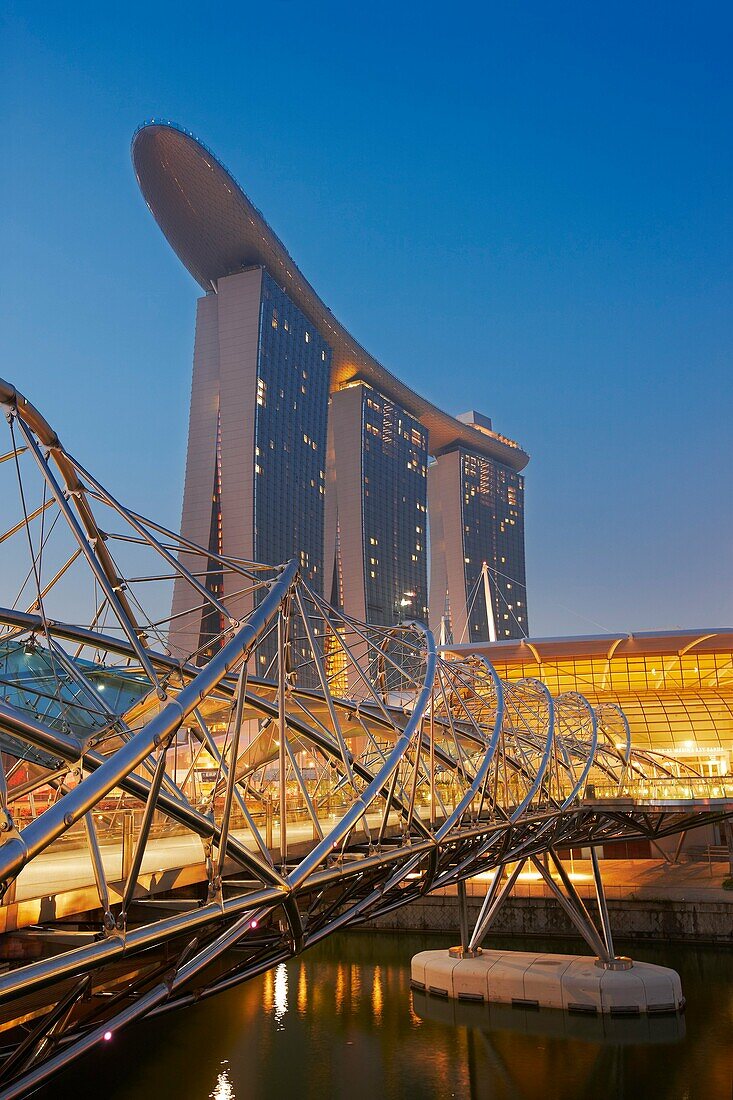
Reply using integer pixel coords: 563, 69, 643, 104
132, 121, 529, 658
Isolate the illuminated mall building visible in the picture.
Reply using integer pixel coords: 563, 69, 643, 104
445, 628, 733, 856
131, 121, 530, 658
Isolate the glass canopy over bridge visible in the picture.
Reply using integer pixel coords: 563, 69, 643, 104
0, 378, 728, 1097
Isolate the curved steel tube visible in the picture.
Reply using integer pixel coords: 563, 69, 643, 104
287, 621, 437, 890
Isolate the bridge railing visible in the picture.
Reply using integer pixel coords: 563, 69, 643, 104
586, 776, 733, 803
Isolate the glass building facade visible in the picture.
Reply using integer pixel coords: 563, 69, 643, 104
461, 451, 528, 641
187, 270, 332, 672
327, 382, 429, 630
253, 273, 331, 675
198, 411, 225, 660
254, 272, 331, 584
474, 644, 733, 759
361, 385, 429, 626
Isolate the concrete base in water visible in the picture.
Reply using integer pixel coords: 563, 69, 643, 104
410, 949, 684, 1016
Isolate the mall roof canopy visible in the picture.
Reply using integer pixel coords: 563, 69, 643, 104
444, 629, 733, 664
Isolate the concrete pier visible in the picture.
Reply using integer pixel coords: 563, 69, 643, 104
411, 949, 684, 1016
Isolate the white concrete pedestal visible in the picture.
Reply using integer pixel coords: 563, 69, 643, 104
410, 949, 684, 1015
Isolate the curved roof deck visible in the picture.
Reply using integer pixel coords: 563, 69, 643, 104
444, 629, 733, 699
444, 628, 733, 664
132, 121, 529, 471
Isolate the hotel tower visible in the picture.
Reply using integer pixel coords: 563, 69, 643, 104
132, 122, 530, 660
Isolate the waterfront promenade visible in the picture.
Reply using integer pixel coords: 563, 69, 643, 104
461, 857, 733, 902
367, 857, 733, 944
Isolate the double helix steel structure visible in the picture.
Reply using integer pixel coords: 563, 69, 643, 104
0, 378, 729, 1095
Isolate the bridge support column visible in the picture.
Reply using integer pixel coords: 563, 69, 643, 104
467, 860, 526, 953
452, 849, 632, 971
413, 847, 683, 1013
590, 847, 616, 962
448, 878, 481, 959
531, 849, 630, 970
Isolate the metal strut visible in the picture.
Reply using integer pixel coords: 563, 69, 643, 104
531, 849, 630, 969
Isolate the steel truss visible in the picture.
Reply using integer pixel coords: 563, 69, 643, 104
0, 378, 728, 1095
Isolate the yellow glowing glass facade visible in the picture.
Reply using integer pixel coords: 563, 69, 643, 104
488, 652, 733, 696
324, 628, 349, 699
446, 631, 733, 764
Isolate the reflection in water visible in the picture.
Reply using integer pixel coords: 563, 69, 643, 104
37, 933, 733, 1100
413, 990, 687, 1046
261, 966, 273, 1014
351, 963, 361, 1011
210, 1064, 235, 1100
372, 964, 383, 1023
297, 962, 307, 1016
273, 963, 288, 1029
335, 961, 345, 1014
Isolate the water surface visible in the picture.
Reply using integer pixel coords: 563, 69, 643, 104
40, 932, 733, 1099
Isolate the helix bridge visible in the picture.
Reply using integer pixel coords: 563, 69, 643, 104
0, 378, 728, 1096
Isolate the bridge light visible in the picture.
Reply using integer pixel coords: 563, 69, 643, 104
103, 1031, 112, 1041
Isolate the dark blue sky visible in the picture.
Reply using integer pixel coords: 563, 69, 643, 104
2, 2, 731, 636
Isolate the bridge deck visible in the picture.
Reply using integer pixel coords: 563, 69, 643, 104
3, 792, 730, 934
